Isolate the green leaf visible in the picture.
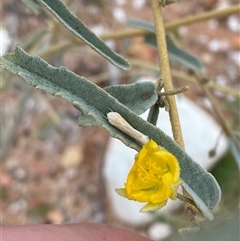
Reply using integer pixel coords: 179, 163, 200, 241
104, 82, 158, 115
147, 103, 159, 126
127, 18, 203, 71
166, 36, 203, 71
145, 35, 203, 71
36, 0, 130, 70
1, 46, 221, 219
79, 82, 158, 126
127, 19, 155, 32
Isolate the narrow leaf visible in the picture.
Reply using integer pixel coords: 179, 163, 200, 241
127, 18, 203, 70
145, 35, 203, 71
1, 46, 221, 219
36, 0, 130, 70
147, 103, 159, 126
166, 36, 203, 71
127, 19, 155, 32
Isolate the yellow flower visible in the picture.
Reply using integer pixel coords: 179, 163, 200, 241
116, 139, 181, 212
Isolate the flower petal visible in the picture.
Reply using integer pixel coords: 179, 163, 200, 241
115, 188, 128, 198
140, 201, 167, 212
117, 139, 181, 212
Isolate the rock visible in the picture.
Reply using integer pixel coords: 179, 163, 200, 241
132, 0, 145, 10
227, 15, 240, 33
103, 95, 228, 226
13, 167, 27, 181
113, 7, 126, 23
0, 28, 11, 56
148, 222, 172, 241
228, 50, 240, 66
0, 172, 12, 186
9, 199, 28, 213
46, 210, 64, 224
231, 36, 240, 50
60, 145, 83, 169
208, 39, 230, 52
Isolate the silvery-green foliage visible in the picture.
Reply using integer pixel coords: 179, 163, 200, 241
1, 46, 221, 220
36, 0, 130, 70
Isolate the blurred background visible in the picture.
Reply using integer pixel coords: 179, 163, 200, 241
1, 0, 239, 240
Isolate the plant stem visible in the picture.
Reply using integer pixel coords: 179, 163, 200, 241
151, 1, 196, 224
151, 0, 185, 149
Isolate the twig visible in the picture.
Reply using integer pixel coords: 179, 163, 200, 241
151, 0, 185, 148
129, 58, 240, 97
170, 70, 240, 97
157, 86, 189, 96
152, 0, 200, 226
164, 4, 240, 30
